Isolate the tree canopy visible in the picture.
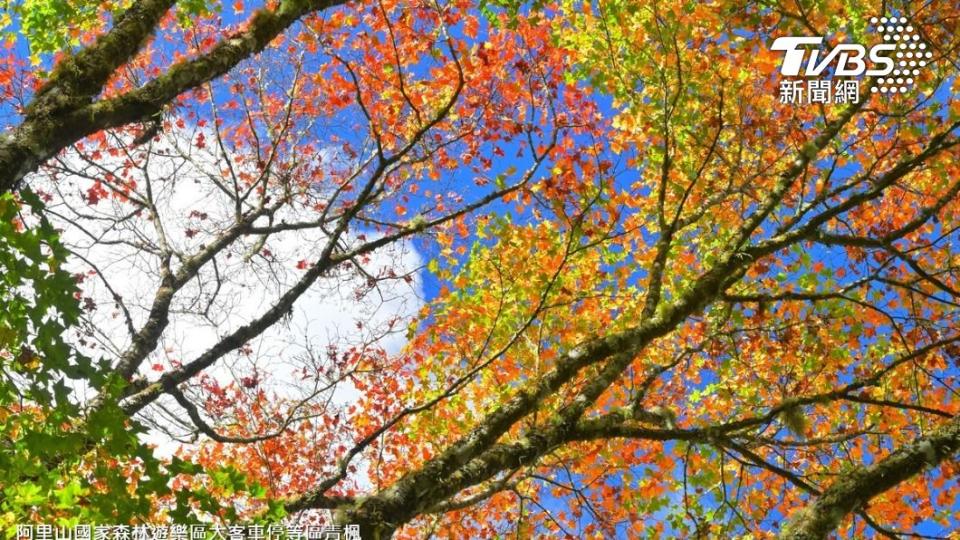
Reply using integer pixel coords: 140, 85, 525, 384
2, 0, 960, 538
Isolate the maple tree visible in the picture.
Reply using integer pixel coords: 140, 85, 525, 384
2, 0, 960, 538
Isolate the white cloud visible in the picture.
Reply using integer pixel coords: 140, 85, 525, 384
32, 129, 425, 459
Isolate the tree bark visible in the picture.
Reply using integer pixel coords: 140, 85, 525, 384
780, 415, 960, 540
0, 0, 349, 193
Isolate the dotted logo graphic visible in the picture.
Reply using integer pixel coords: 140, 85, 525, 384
869, 16, 932, 94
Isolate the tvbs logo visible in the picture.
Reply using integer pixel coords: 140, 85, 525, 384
772, 16, 931, 94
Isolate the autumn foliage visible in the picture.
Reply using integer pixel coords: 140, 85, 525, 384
2, 0, 960, 538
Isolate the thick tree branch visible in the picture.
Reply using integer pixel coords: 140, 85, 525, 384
780, 414, 960, 540
0, 0, 351, 193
